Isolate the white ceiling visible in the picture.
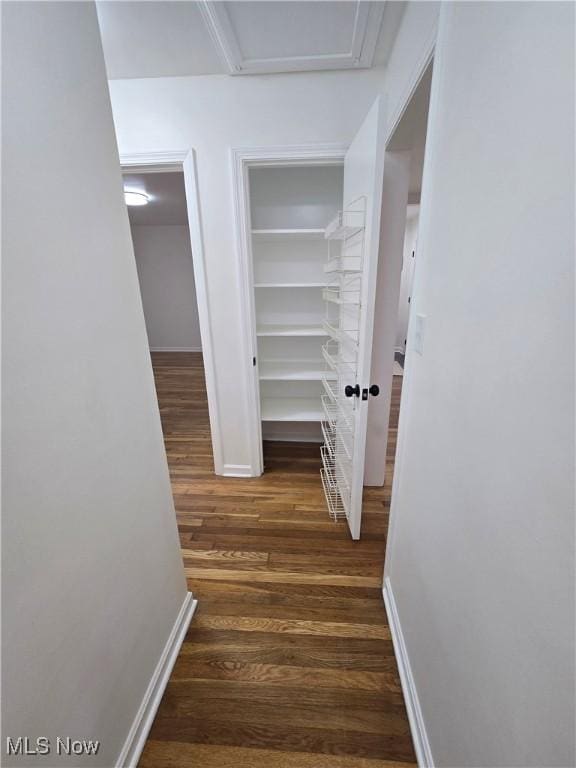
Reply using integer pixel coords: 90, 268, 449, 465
124, 172, 189, 226
97, 2, 225, 79
97, 1, 405, 80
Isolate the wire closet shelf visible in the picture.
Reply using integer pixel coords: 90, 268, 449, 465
320, 196, 366, 521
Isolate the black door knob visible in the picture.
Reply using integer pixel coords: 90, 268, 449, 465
369, 384, 380, 396
344, 384, 360, 398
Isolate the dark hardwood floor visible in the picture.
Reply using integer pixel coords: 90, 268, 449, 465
139, 352, 414, 768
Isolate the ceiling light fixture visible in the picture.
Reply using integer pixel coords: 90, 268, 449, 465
124, 190, 150, 207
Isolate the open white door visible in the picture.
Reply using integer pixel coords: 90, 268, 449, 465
321, 97, 387, 540
344, 97, 388, 540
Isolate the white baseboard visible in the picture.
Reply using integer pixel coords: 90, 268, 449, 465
383, 577, 434, 768
149, 346, 202, 352
394, 345, 406, 354
116, 592, 197, 768
222, 463, 256, 477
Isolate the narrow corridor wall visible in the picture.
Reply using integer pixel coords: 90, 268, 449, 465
385, 3, 575, 765
2, 3, 188, 764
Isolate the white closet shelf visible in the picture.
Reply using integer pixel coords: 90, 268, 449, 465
255, 282, 328, 289
259, 360, 336, 381
320, 466, 347, 520
261, 397, 323, 422
322, 286, 361, 305
256, 324, 328, 337
322, 320, 359, 349
325, 224, 364, 241
322, 342, 356, 377
321, 420, 353, 463
324, 258, 362, 275
252, 228, 326, 241
324, 210, 365, 241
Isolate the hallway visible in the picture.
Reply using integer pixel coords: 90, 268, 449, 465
139, 352, 415, 767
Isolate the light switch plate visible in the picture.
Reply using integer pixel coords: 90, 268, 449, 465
413, 313, 426, 356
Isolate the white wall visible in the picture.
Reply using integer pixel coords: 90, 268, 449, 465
249, 165, 343, 229
385, 2, 575, 766
2, 3, 188, 765
131, 225, 202, 351
383, 1, 441, 135
395, 205, 419, 351
108, 66, 389, 472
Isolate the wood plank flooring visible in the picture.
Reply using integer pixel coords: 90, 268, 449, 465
139, 352, 414, 767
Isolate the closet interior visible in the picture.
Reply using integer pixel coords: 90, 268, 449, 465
250, 164, 342, 444
249, 164, 365, 520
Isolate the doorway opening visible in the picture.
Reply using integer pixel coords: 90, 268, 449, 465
362, 59, 432, 505
234, 119, 387, 541
394, 204, 419, 370
125, 171, 202, 354
388, 63, 432, 373
122, 166, 215, 494
249, 163, 344, 447
378, 61, 433, 497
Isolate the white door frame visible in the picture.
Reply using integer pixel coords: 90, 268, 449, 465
230, 144, 347, 476
120, 149, 225, 475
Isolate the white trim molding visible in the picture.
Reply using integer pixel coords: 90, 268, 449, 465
230, 147, 263, 477
199, 1, 385, 76
115, 593, 197, 768
230, 143, 348, 478
231, 144, 347, 168
120, 149, 225, 475
383, 578, 434, 768
119, 150, 189, 174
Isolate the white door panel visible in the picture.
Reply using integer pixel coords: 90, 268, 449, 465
364, 151, 411, 487
342, 97, 387, 539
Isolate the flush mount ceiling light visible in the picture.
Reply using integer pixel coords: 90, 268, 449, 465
124, 190, 150, 207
